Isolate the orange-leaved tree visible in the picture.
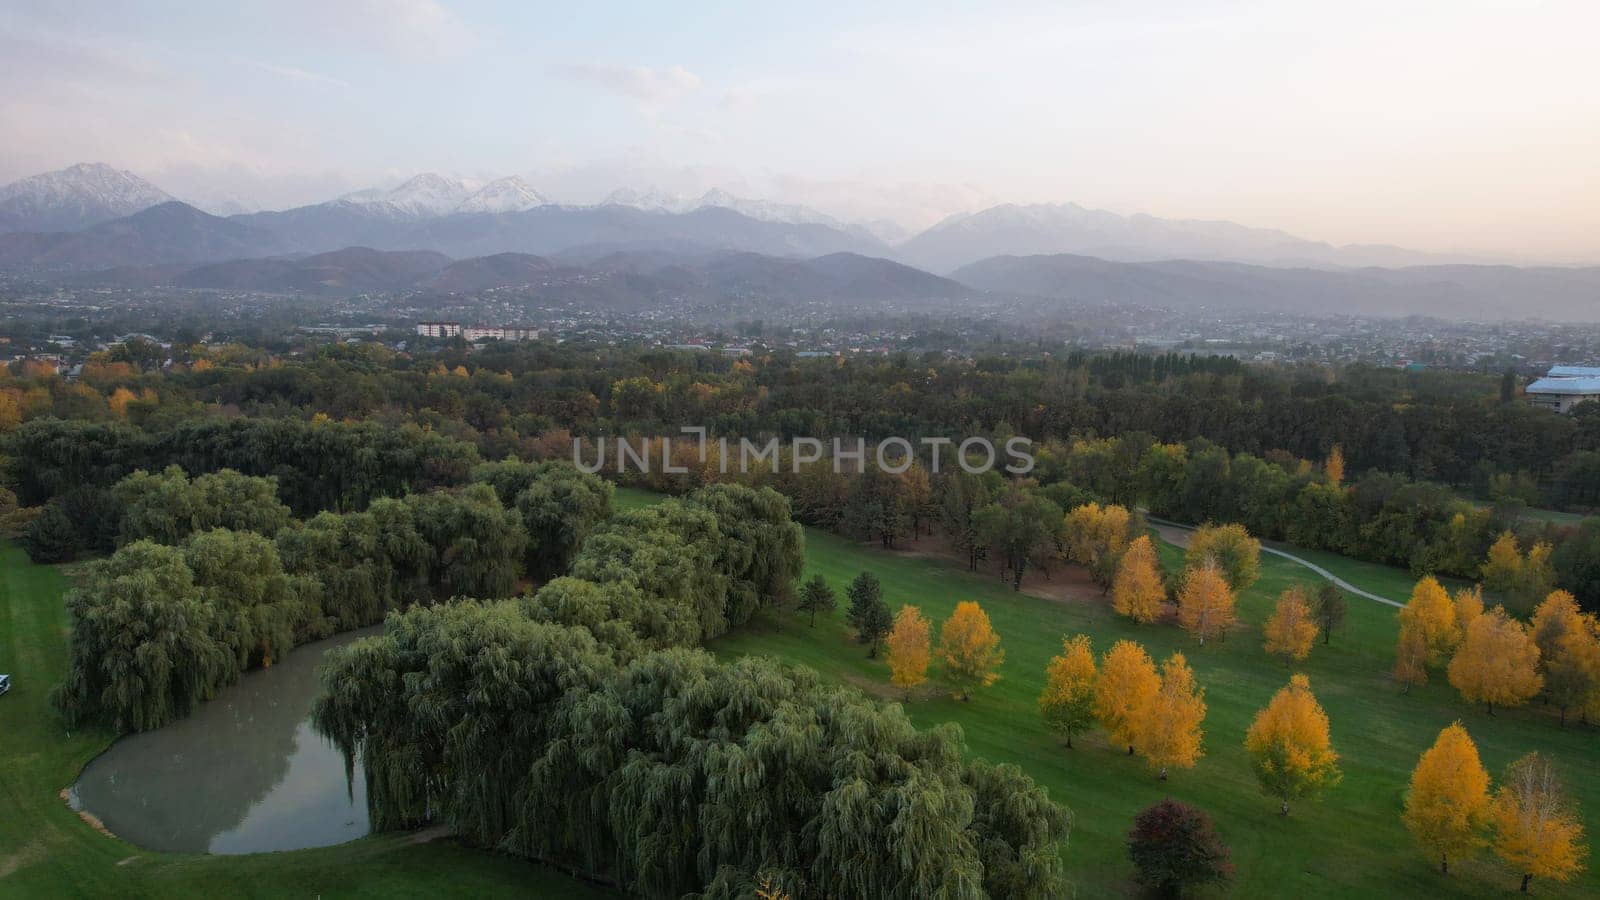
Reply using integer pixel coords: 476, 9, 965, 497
937, 600, 1004, 701
1244, 674, 1341, 815
1132, 652, 1207, 780
1325, 444, 1345, 487
1185, 523, 1260, 591
1263, 585, 1319, 663
1095, 639, 1159, 756
1064, 502, 1134, 591
1177, 560, 1236, 646
1404, 722, 1491, 875
1112, 534, 1166, 624
885, 605, 931, 698
1400, 575, 1461, 665
1038, 634, 1098, 748
1447, 606, 1542, 715
1490, 751, 1588, 893
1394, 620, 1430, 693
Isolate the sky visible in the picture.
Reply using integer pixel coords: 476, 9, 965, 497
2, 0, 1597, 260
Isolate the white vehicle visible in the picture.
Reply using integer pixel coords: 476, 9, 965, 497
0, 675, 10, 696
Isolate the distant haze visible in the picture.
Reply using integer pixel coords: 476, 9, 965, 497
2, 1, 1597, 262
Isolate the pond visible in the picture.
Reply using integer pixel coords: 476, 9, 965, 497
70, 627, 379, 855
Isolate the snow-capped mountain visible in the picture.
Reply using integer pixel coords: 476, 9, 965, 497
455, 176, 546, 214
341, 173, 485, 219
601, 186, 868, 234
0, 162, 174, 233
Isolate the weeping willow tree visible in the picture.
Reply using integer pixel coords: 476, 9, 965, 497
275, 498, 431, 631
313, 478, 1068, 898
185, 528, 309, 670
112, 466, 291, 547
53, 541, 233, 732
312, 600, 616, 835
404, 483, 527, 599
690, 484, 805, 629
471, 459, 615, 581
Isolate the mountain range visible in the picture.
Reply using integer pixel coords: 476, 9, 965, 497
0, 162, 1522, 273
59, 245, 974, 310
951, 254, 1600, 321
2, 163, 1598, 321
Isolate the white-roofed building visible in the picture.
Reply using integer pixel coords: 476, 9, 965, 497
1526, 366, 1600, 413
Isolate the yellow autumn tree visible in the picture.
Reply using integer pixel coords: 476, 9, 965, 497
1038, 634, 1098, 748
1404, 722, 1492, 875
937, 600, 1004, 701
1325, 444, 1345, 487
1452, 585, 1485, 633
1491, 752, 1588, 893
1447, 607, 1543, 715
1132, 652, 1207, 779
1185, 523, 1261, 590
1394, 620, 1431, 693
1065, 502, 1133, 591
1095, 640, 1160, 756
107, 386, 140, 418
1112, 534, 1166, 624
1531, 590, 1585, 661
1400, 576, 1461, 665
1263, 585, 1319, 663
1245, 674, 1341, 815
885, 605, 931, 698
1177, 560, 1236, 646
1483, 531, 1524, 596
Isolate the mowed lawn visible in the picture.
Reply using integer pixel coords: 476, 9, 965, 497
0, 542, 610, 898
622, 492, 1600, 898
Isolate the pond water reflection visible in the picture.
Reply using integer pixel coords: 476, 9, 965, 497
71, 627, 377, 855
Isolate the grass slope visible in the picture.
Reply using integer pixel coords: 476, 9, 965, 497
0, 542, 609, 898
609, 491, 1600, 899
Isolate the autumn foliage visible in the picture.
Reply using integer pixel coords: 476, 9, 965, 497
1177, 561, 1237, 645
1132, 652, 1207, 779
1263, 586, 1319, 663
1490, 752, 1588, 893
1447, 607, 1542, 715
885, 605, 931, 697
1244, 675, 1341, 814
1095, 640, 1160, 755
1112, 535, 1166, 624
936, 600, 1004, 700
1038, 634, 1098, 748
1404, 722, 1491, 875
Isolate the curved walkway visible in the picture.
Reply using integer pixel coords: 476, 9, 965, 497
1148, 516, 1404, 609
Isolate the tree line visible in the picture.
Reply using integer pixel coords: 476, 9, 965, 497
51, 462, 599, 732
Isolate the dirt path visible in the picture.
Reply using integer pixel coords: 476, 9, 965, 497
1148, 517, 1404, 609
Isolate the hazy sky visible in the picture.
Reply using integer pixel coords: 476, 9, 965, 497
3, 0, 1597, 259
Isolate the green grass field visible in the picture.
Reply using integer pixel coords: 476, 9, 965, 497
0, 541, 609, 898
622, 490, 1598, 899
